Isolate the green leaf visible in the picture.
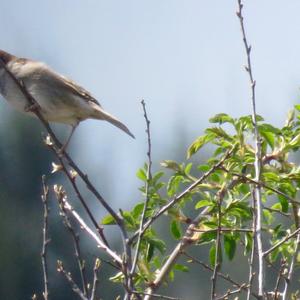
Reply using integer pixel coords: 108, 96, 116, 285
263, 172, 280, 183
184, 163, 193, 175
146, 243, 154, 262
170, 220, 182, 239
224, 235, 236, 260
101, 214, 117, 225
195, 199, 212, 209
145, 237, 166, 254
198, 164, 211, 172
187, 133, 215, 158
209, 113, 234, 124
263, 209, 274, 224
209, 244, 216, 267
210, 173, 220, 183
199, 231, 217, 244
167, 175, 184, 196
132, 202, 145, 219
152, 171, 164, 183
120, 211, 136, 227
285, 109, 295, 127
287, 133, 300, 148
109, 271, 124, 282
270, 202, 282, 211
137, 168, 147, 181
244, 232, 252, 255
173, 264, 189, 272
258, 123, 281, 134
205, 127, 233, 141
294, 104, 300, 112
260, 131, 275, 149
269, 247, 280, 262
161, 160, 180, 171
169, 270, 175, 281
278, 195, 289, 213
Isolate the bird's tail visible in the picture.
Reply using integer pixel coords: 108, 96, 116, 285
92, 105, 135, 139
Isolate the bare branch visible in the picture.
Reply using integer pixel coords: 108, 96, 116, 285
273, 259, 286, 300
190, 227, 252, 233
215, 286, 246, 300
221, 167, 300, 206
183, 252, 260, 299
58, 195, 88, 296
50, 153, 109, 246
246, 189, 257, 300
133, 291, 182, 300
130, 100, 153, 278
236, 0, 264, 296
57, 260, 88, 300
263, 227, 300, 257
54, 186, 122, 265
282, 231, 300, 299
90, 258, 101, 300
41, 176, 50, 300
211, 188, 223, 299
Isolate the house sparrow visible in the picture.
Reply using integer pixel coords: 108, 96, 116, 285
0, 49, 135, 148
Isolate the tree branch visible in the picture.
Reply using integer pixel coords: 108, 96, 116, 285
41, 176, 50, 300
54, 186, 123, 265
236, 0, 264, 297
130, 100, 153, 277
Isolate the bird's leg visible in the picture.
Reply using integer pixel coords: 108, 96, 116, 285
59, 123, 78, 154
24, 102, 40, 112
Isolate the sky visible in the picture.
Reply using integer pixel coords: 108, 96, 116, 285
0, 0, 300, 212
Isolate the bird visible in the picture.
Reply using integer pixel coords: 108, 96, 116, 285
0, 49, 135, 149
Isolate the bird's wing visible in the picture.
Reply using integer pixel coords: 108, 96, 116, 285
56, 73, 102, 107
13, 57, 103, 108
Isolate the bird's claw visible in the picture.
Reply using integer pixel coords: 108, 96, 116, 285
24, 102, 40, 112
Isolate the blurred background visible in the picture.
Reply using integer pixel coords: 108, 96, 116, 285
0, 0, 300, 299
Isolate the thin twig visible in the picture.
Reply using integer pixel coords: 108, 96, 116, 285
247, 189, 257, 300
281, 182, 300, 299
222, 167, 300, 206
183, 252, 259, 299
262, 205, 291, 218
130, 100, 153, 278
215, 286, 246, 300
58, 197, 88, 296
273, 259, 286, 300
237, 0, 264, 296
57, 260, 88, 300
263, 227, 300, 257
54, 186, 122, 264
50, 153, 109, 246
191, 227, 253, 233
133, 291, 182, 300
90, 258, 101, 300
211, 188, 224, 299
41, 176, 50, 300
143, 206, 210, 300
282, 231, 300, 299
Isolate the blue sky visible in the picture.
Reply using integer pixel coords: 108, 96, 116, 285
1, 1, 300, 211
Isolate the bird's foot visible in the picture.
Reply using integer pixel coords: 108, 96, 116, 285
24, 102, 40, 113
